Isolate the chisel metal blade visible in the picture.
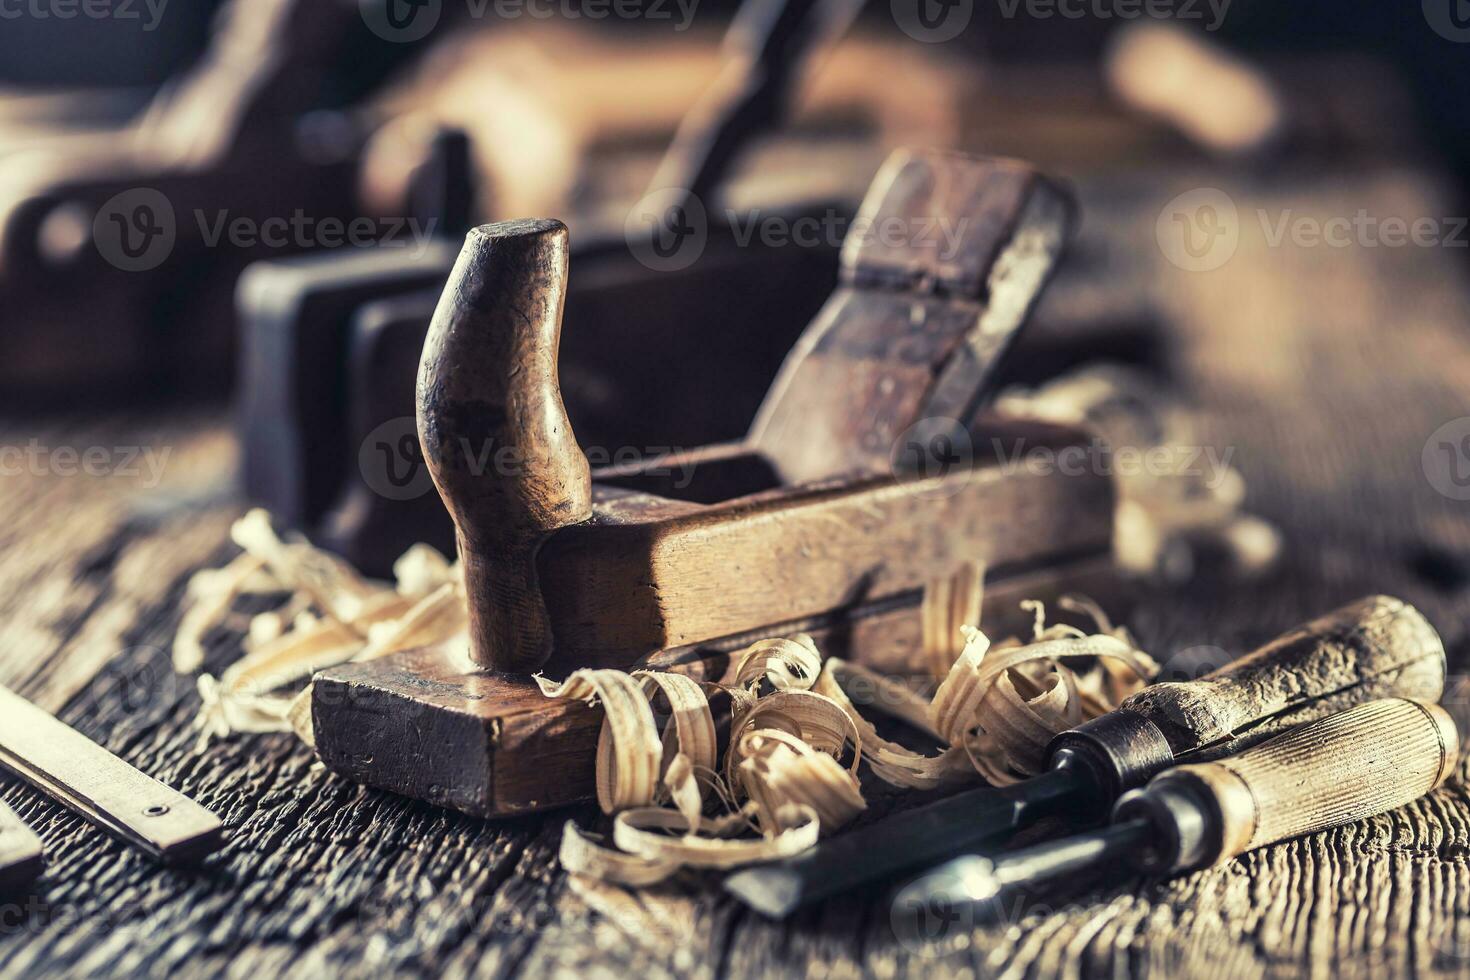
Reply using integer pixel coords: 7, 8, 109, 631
891, 820, 1149, 922
724, 766, 1091, 918
0, 800, 44, 892
0, 686, 224, 864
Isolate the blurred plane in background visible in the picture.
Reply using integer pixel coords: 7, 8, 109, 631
0, 0, 1464, 414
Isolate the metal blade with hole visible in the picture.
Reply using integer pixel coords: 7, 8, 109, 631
0, 686, 223, 864
0, 799, 43, 891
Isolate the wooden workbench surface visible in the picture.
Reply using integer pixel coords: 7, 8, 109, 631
2, 163, 1470, 980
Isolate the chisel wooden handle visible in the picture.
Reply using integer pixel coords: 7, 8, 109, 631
1051, 596, 1445, 796
1116, 698, 1457, 873
1121, 595, 1444, 755
418, 219, 592, 672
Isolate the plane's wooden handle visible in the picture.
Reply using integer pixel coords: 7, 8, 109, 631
1140, 698, 1457, 870
1119, 595, 1446, 757
417, 219, 592, 672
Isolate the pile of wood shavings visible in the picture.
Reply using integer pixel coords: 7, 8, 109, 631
996, 365, 1281, 580
544, 578, 1157, 885
172, 509, 467, 746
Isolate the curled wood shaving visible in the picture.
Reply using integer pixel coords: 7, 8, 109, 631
171, 509, 465, 744
535, 668, 665, 815
725, 688, 862, 809
723, 635, 821, 692
813, 662, 970, 791
922, 560, 985, 679
172, 552, 268, 673
736, 730, 866, 834
560, 822, 679, 887
612, 805, 820, 869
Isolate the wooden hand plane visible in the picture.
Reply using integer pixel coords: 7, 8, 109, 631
312, 149, 1119, 817
236, 0, 865, 575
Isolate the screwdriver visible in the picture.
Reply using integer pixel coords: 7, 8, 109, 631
724, 595, 1445, 917
894, 697, 1458, 920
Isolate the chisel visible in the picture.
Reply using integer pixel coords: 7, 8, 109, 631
0, 686, 224, 864
894, 697, 1458, 919
725, 595, 1444, 917
0, 800, 44, 892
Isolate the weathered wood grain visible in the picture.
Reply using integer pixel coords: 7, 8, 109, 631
3, 164, 1470, 980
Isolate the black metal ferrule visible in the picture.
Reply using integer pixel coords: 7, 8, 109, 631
1111, 781, 1216, 875
1046, 710, 1177, 803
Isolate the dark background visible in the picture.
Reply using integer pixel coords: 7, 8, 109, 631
3, 0, 1467, 182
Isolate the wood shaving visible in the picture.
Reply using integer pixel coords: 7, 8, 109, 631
922, 560, 984, 679
534, 669, 665, 814
171, 509, 466, 746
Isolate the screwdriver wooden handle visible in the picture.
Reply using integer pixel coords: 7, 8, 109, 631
1123, 698, 1457, 873
1119, 595, 1445, 758
418, 219, 592, 671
